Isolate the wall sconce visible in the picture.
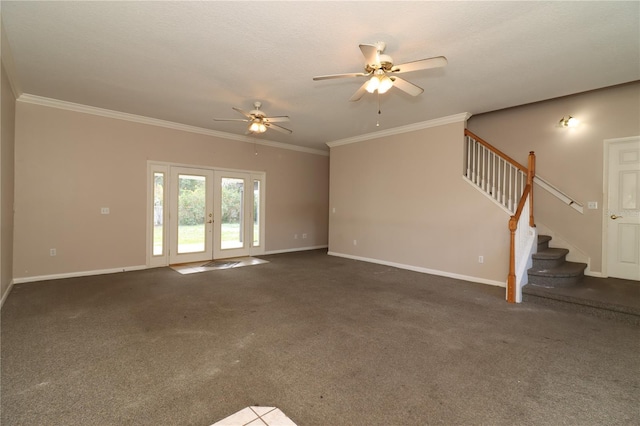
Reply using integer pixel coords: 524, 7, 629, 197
559, 116, 579, 128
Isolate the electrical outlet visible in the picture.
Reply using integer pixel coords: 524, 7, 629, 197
50, 248, 57, 256
302, 233, 307, 239
587, 201, 598, 209
353, 239, 357, 246
478, 255, 484, 264
101, 207, 110, 214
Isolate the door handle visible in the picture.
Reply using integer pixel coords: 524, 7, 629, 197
610, 214, 623, 220
207, 220, 213, 224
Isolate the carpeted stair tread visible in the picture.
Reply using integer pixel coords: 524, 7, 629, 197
533, 247, 569, 260
528, 261, 588, 277
537, 235, 552, 246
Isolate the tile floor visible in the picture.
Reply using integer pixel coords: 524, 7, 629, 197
211, 406, 297, 426
170, 257, 269, 275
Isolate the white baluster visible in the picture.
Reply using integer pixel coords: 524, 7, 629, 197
497, 157, 502, 203
465, 136, 471, 179
502, 161, 507, 207
508, 165, 513, 212
491, 152, 496, 199
472, 141, 477, 184
484, 146, 488, 191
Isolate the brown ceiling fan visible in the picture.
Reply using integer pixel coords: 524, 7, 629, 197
213, 102, 292, 134
313, 42, 447, 101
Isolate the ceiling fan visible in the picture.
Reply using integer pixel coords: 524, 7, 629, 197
313, 42, 447, 101
213, 102, 292, 134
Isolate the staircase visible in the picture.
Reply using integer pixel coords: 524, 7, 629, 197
463, 129, 591, 303
524, 234, 640, 325
527, 235, 587, 287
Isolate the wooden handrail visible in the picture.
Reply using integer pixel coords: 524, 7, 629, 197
465, 129, 528, 172
512, 184, 532, 223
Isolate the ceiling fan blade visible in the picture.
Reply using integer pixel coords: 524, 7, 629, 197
232, 107, 252, 117
265, 122, 292, 134
213, 118, 249, 122
263, 116, 290, 123
349, 80, 369, 102
391, 56, 448, 74
359, 43, 379, 67
313, 72, 367, 81
391, 77, 424, 96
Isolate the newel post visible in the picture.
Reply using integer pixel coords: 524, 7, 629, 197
527, 151, 536, 227
507, 216, 517, 303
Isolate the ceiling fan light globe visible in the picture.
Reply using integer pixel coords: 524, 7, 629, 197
249, 121, 263, 133
366, 76, 380, 93
378, 75, 393, 94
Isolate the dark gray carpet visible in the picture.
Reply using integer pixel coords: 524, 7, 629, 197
2, 250, 638, 425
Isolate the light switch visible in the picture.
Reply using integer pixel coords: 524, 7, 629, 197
101, 207, 110, 214
587, 202, 598, 210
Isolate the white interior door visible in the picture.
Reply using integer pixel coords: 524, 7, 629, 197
214, 171, 253, 259
606, 137, 640, 280
169, 167, 214, 264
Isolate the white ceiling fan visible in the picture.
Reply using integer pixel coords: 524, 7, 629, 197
213, 102, 292, 134
313, 42, 447, 101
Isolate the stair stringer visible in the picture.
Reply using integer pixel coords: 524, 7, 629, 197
535, 222, 593, 275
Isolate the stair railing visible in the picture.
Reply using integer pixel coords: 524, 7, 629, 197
464, 130, 536, 303
533, 175, 584, 214
464, 130, 528, 214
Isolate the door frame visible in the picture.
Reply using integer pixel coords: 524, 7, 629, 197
602, 135, 640, 279
146, 161, 266, 267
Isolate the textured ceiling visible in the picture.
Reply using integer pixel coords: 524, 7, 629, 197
1, 1, 639, 152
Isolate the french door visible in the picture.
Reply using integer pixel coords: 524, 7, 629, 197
213, 171, 262, 259
169, 167, 214, 264
147, 163, 265, 266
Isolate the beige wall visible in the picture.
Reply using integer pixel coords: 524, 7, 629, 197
13, 102, 328, 279
329, 119, 510, 285
467, 82, 640, 274
1, 61, 16, 300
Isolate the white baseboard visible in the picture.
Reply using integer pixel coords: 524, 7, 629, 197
327, 251, 506, 288
264, 245, 328, 255
12, 265, 148, 284
585, 270, 605, 278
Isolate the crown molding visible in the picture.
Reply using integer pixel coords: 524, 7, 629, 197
16, 94, 329, 157
326, 112, 472, 148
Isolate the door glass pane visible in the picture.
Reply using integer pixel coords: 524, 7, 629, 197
253, 180, 260, 247
153, 172, 164, 256
178, 174, 206, 254
221, 177, 244, 249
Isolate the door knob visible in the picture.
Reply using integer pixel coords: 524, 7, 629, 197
610, 214, 623, 220
207, 220, 213, 224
